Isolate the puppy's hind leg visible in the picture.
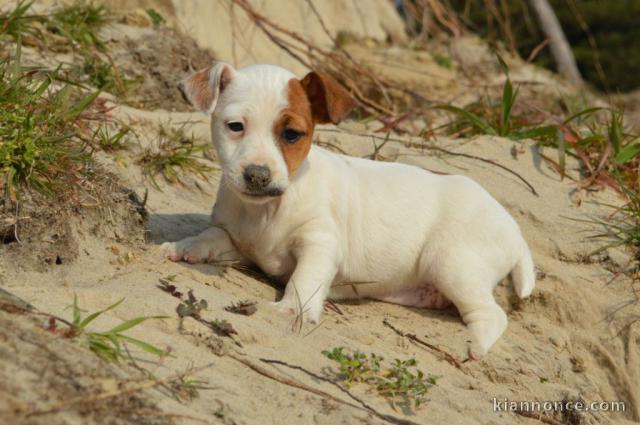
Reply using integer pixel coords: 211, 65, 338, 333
429, 257, 507, 359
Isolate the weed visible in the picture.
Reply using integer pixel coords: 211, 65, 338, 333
137, 123, 214, 188
437, 55, 556, 141
0, 1, 44, 44
211, 319, 238, 337
224, 300, 258, 316
158, 275, 183, 298
80, 52, 133, 97
146, 8, 166, 27
1, 1, 130, 98
46, 1, 110, 50
67, 295, 168, 363
176, 290, 209, 319
0, 43, 99, 200
91, 125, 132, 152
432, 52, 452, 69
322, 347, 438, 410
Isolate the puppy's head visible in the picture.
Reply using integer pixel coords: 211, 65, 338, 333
179, 63, 355, 203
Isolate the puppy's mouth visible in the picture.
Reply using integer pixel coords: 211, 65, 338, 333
242, 188, 284, 198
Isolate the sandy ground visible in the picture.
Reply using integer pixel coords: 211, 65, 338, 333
1, 2, 640, 425
2, 104, 639, 424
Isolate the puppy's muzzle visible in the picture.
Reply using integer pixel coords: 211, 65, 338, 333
242, 164, 282, 197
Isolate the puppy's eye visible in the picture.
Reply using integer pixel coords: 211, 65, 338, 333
282, 128, 303, 143
227, 122, 244, 132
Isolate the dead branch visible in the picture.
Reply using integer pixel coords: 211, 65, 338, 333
317, 128, 539, 196
527, 0, 582, 85
228, 353, 421, 425
229, 0, 433, 126
382, 319, 467, 371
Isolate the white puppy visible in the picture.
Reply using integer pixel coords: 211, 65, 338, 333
162, 62, 535, 358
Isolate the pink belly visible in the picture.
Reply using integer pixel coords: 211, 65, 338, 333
376, 285, 451, 309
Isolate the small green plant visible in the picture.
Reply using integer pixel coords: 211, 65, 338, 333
46, 0, 110, 50
432, 52, 452, 69
1, 1, 133, 99
146, 8, 166, 26
0, 0, 45, 43
437, 55, 556, 141
91, 125, 133, 152
80, 52, 133, 97
137, 123, 214, 188
69, 295, 168, 363
322, 347, 438, 410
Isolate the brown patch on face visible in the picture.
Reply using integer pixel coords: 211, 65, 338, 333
274, 79, 314, 175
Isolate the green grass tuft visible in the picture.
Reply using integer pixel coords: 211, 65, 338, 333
0, 43, 99, 200
137, 123, 214, 188
146, 8, 166, 27
0, 1, 45, 44
436, 55, 556, 141
46, 1, 110, 50
69, 295, 169, 363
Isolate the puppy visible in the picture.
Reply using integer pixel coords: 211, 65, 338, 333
162, 62, 535, 358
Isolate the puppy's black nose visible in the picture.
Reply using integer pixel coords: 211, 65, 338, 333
243, 164, 271, 191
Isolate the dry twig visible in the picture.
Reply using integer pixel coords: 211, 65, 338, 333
382, 319, 467, 371
228, 353, 421, 425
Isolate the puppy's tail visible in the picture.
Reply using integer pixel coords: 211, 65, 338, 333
511, 238, 535, 299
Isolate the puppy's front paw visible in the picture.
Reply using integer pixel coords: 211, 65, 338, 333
160, 238, 214, 264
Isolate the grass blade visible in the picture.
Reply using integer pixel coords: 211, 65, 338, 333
118, 334, 166, 357
62, 89, 100, 121
609, 111, 623, 155
78, 298, 125, 329
435, 105, 497, 135
107, 315, 168, 334
509, 125, 557, 141
556, 128, 566, 179
563, 107, 604, 125
614, 143, 640, 164
72, 294, 81, 327
500, 79, 516, 135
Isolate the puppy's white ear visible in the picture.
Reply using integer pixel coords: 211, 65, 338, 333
300, 71, 356, 124
178, 62, 235, 114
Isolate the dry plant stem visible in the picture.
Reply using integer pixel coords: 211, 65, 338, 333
382, 319, 466, 371
228, 353, 420, 425
229, 0, 432, 123
260, 357, 405, 420
318, 129, 539, 196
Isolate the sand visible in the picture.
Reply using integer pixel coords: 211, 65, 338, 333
1, 1, 639, 424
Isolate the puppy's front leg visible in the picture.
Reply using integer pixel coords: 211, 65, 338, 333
275, 237, 340, 323
161, 226, 242, 265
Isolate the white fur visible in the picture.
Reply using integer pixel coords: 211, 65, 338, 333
162, 64, 535, 357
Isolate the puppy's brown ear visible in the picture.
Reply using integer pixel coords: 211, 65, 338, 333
300, 71, 356, 124
178, 62, 235, 114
